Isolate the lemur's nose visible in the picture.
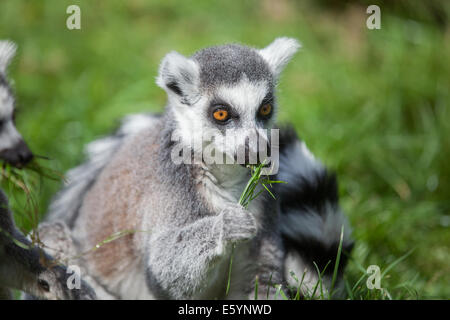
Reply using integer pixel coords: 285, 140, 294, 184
15, 139, 33, 166
242, 136, 271, 165
0, 139, 33, 167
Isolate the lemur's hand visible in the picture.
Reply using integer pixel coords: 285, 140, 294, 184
217, 203, 257, 245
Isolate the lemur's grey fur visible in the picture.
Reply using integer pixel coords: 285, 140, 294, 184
48, 113, 160, 228
43, 38, 352, 299
193, 44, 273, 88
0, 40, 96, 300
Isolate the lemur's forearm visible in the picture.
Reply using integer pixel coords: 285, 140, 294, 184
146, 215, 224, 299
146, 205, 257, 299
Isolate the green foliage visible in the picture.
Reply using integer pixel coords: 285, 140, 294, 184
0, 0, 448, 299
226, 163, 284, 297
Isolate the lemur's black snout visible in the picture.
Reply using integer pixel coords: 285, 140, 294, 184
0, 139, 33, 168
15, 139, 33, 165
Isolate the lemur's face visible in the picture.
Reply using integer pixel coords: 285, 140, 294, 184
0, 41, 33, 168
157, 38, 300, 167
32, 265, 96, 300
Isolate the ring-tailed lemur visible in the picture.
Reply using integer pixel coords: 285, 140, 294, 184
44, 38, 353, 299
0, 40, 96, 300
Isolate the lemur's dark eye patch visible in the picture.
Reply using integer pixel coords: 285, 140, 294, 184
166, 81, 182, 95
257, 92, 274, 120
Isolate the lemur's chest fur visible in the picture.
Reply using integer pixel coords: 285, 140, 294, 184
196, 163, 264, 220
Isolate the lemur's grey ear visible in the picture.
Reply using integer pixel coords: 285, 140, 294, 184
156, 51, 200, 104
258, 37, 301, 78
0, 40, 17, 74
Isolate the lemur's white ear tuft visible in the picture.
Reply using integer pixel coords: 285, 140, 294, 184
0, 40, 17, 74
156, 51, 200, 104
258, 37, 301, 78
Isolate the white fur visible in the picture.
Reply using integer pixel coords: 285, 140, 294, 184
0, 85, 20, 152
213, 77, 272, 157
0, 43, 22, 153
0, 40, 16, 74
0, 85, 14, 118
0, 121, 22, 152
284, 251, 331, 297
118, 113, 159, 136
215, 77, 270, 118
156, 51, 200, 104
258, 37, 301, 78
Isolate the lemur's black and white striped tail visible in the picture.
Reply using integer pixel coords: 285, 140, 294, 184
46, 114, 159, 227
277, 127, 354, 298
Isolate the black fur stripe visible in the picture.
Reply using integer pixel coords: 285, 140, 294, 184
278, 125, 301, 154
283, 234, 354, 276
276, 125, 353, 276
278, 170, 351, 275
278, 169, 339, 217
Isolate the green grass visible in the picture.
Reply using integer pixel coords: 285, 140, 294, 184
0, 0, 449, 299
226, 162, 284, 297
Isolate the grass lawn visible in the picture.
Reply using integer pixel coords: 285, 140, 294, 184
0, 0, 448, 299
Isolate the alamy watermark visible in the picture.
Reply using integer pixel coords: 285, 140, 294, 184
66, 5, 81, 30
366, 5, 381, 30
66, 265, 81, 289
66, 5, 380, 31
366, 264, 382, 290
170, 128, 280, 175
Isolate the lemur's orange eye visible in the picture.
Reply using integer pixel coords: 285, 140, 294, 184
259, 104, 272, 117
213, 109, 229, 122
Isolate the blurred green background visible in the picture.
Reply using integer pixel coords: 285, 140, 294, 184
0, 0, 448, 299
